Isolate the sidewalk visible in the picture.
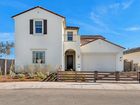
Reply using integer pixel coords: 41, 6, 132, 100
0, 82, 140, 90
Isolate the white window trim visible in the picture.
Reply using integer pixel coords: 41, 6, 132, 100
32, 50, 46, 64
34, 19, 44, 35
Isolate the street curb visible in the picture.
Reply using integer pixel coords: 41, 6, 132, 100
0, 82, 140, 90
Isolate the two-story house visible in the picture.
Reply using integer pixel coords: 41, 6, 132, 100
12, 6, 125, 72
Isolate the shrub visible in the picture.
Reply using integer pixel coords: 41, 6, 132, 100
36, 71, 47, 80
10, 70, 16, 79
27, 72, 35, 79
17, 73, 25, 81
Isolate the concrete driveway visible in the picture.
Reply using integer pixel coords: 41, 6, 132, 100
0, 89, 140, 105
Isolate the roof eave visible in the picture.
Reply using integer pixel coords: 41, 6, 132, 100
12, 6, 65, 19
81, 38, 125, 49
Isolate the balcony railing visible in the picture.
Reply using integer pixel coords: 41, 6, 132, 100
64, 34, 80, 42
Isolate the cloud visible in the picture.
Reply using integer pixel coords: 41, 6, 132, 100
90, 12, 106, 28
88, 0, 134, 35
109, 0, 134, 10
93, 0, 134, 16
122, 0, 134, 9
90, 11, 120, 35
0, 0, 29, 9
125, 26, 140, 31
0, 33, 14, 42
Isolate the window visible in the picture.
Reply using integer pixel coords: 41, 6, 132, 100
33, 51, 45, 64
67, 32, 73, 41
35, 21, 43, 34
30, 19, 47, 35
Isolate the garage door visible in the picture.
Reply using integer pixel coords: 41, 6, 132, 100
81, 53, 116, 71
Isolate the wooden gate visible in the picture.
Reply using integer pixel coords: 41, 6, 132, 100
57, 71, 140, 83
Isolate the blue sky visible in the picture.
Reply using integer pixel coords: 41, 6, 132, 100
0, 0, 140, 49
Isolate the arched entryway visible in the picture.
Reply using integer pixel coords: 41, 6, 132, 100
65, 49, 76, 71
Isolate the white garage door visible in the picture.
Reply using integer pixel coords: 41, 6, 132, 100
81, 53, 116, 71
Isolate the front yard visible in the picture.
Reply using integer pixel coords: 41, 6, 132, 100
0, 71, 48, 82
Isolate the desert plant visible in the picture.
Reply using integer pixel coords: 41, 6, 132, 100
27, 72, 35, 79
10, 70, 17, 79
17, 73, 25, 81
36, 71, 47, 80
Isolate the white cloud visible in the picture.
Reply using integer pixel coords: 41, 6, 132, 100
88, 0, 134, 35
0, 0, 29, 9
109, 0, 134, 10
94, 0, 134, 16
122, 0, 134, 9
90, 11, 120, 35
0, 33, 14, 42
90, 12, 106, 28
125, 26, 140, 31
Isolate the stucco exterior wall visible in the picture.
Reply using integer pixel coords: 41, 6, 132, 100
64, 29, 81, 71
14, 8, 64, 72
124, 52, 140, 66
81, 39, 124, 71
13, 7, 124, 72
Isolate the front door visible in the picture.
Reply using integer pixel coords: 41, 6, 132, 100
67, 55, 73, 70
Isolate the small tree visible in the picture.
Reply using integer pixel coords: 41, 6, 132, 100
0, 42, 12, 76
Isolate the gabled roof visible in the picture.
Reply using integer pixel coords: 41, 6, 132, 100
66, 26, 79, 30
12, 6, 65, 18
80, 35, 105, 46
80, 35, 125, 49
124, 47, 140, 54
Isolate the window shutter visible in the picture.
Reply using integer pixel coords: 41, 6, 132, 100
30, 19, 33, 34
43, 20, 47, 34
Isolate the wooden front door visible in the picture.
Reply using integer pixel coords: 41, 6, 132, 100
67, 55, 73, 70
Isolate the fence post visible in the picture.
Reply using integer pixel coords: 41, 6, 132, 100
138, 72, 140, 84
115, 71, 120, 81
94, 71, 98, 82
57, 71, 59, 82
75, 72, 77, 82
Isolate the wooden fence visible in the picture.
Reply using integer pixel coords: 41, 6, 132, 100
57, 71, 140, 83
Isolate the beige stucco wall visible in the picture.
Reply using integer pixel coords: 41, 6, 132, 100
124, 52, 140, 66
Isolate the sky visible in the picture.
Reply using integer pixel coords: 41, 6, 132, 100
0, 0, 140, 49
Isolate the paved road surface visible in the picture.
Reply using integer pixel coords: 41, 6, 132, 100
0, 89, 139, 105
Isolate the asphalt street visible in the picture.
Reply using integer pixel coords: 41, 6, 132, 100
0, 89, 139, 105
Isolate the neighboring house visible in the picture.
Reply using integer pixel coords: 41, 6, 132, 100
124, 47, 140, 71
12, 6, 124, 72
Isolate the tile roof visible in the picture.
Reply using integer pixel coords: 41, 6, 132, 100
80, 35, 125, 49
124, 47, 140, 54
80, 35, 105, 46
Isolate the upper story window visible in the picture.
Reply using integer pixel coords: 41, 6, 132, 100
30, 19, 47, 35
67, 32, 73, 41
33, 51, 45, 64
35, 21, 43, 34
